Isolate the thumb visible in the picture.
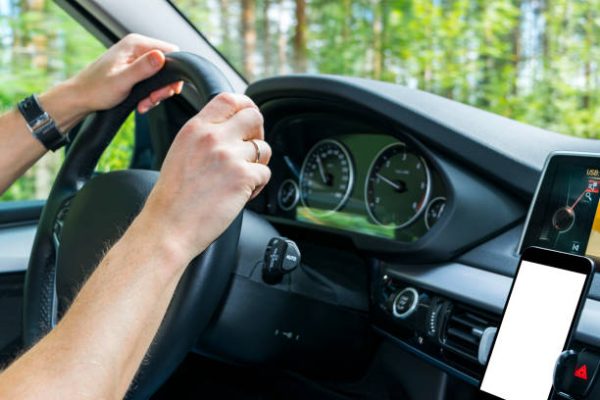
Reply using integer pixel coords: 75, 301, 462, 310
122, 49, 165, 85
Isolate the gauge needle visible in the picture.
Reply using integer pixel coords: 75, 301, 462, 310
377, 173, 401, 190
568, 188, 589, 211
283, 191, 293, 202
316, 155, 328, 184
437, 203, 446, 217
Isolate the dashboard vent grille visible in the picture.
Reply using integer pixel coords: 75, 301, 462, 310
442, 305, 495, 365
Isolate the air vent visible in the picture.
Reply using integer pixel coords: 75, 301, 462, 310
442, 305, 497, 366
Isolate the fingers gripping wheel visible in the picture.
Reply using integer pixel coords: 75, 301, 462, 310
22, 53, 238, 399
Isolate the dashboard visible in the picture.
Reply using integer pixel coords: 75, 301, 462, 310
242, 75, 600, 398
267, 121, 446, 242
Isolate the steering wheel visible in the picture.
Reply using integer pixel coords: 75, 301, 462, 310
22, 52, 239, 399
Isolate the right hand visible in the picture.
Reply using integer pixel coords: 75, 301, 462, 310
137, 93, 271, 264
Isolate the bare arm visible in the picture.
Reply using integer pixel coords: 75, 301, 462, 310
0, 33, 183, 195
0, 93, 271, 400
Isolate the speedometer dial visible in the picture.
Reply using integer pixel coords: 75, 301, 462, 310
299, 139, 354, 215
365, 143, 431, 228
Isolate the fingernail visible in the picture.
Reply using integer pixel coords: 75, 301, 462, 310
149, 52, 160, 68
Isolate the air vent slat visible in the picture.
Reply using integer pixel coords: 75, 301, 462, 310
449, 315, 484, 331
442, 304, 497, 367
447, 328, 479, 345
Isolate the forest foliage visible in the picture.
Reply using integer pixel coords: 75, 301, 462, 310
1, 0, 600, 201
0, 0, 133, 201
176, 0, 600, 138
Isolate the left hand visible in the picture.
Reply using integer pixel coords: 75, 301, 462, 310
69, 33, 184, 114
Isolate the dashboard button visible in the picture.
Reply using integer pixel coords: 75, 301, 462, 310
554, 349, 600, 398
392, 287, 419, 319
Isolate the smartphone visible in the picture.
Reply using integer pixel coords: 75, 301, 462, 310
480, 247, 595, 400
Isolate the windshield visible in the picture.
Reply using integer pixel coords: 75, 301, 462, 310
172, 0, 600, 139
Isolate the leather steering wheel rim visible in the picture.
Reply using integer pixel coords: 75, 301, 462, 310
22, 52, 239, 399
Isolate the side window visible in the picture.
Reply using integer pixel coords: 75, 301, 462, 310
0, 1, 134, 201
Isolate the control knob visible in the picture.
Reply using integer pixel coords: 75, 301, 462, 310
392, 287, 419, 319
262, 237, 301, 284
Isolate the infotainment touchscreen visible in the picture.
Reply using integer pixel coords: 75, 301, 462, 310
520, 153, 600, 258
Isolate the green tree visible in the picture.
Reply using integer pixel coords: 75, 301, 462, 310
0, 0, 136, 201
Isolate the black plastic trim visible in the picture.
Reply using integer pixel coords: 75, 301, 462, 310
55, 0, 119, 46
0, 200, 44, 225
373, 326, 480, 387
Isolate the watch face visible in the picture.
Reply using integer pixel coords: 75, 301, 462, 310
19, 95, 66, 151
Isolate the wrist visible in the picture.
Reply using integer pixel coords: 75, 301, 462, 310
38, 79, 91, 133
125, 209, 196, 275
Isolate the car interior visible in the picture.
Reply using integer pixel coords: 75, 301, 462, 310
2, 1, 600, 399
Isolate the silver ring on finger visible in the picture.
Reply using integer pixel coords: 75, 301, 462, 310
248, 139, 261, 163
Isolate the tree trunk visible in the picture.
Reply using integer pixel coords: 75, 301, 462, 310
511, 0, 521, 98
372, 0, 382, 80
241, 0, 256, 81
219, 0, 231, 54
372, 0, 388, 80
262, 0, 272, 75
293, 0, 307, 72
342, 0, 351, 74
276, 0, 287, 74
582, 7, 592, 110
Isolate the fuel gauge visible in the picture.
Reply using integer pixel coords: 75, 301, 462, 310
425, 197, 446, 230
278, 179, 300, 211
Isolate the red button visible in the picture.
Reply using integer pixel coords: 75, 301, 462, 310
574, 364, 588, 380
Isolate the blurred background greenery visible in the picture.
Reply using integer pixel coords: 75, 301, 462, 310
0, 0, 133, 201
1, 0, 600, 201
174, 0, 600, 137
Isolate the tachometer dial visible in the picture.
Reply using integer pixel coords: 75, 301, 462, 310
299, 139, 354, 215
365, 143, 431, 228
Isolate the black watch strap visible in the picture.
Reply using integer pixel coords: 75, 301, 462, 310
18, 95, 67, 151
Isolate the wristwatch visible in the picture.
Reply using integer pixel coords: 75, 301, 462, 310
17, 95, 68, 151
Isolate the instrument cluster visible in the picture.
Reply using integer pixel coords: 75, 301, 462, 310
265, 123, 447, 243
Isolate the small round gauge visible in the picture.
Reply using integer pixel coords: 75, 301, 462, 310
552, 206, 575, 232
277, 179, 300, 211
425, 197, 447, 230
365, 142, 431, 228
299, 139, 354, 215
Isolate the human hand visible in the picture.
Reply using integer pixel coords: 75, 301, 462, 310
69, 33, 183, 115
136, 93, 271, 264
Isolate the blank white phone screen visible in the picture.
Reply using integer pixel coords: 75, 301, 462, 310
480, 260, 587, 400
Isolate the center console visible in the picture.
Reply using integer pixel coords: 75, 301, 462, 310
372, 267, 499, 384
373, 152, 600, 399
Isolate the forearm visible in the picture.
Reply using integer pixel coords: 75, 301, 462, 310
0, 213, 191, 399
0, 80, 88, 194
